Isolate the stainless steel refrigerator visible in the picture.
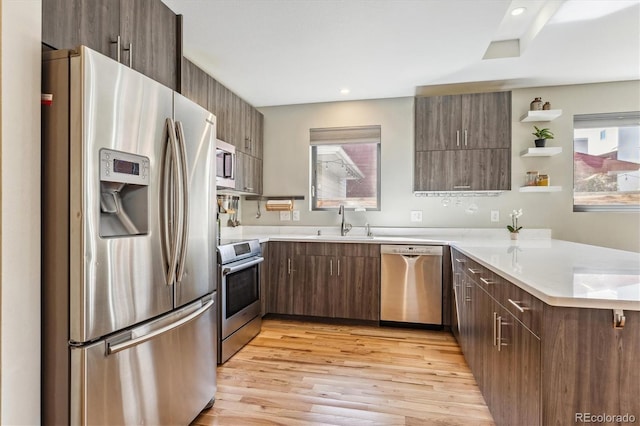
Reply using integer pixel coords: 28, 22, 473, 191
42, 46, 217, 425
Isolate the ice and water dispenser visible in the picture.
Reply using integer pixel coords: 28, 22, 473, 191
99, 148, 149, 237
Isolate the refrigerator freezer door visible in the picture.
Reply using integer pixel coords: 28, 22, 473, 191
173, 93, 217, 307
70, 46, 174, 342
70, 296, 217, 425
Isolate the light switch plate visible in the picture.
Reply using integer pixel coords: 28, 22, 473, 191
491, 210, 500, 222
410, 210, 423, 222
279, 211, 291, 221
292, 210, 300, 221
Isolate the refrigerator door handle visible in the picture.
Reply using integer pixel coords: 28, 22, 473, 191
106, 299, 214, 355
174, 121, 190, 283
163, 118, 181, 286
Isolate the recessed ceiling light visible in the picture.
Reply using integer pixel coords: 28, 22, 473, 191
511, 7, 526, 16
340, 88, 350, 95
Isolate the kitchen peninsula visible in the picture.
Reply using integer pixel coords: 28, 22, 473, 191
225, 226, 640, 426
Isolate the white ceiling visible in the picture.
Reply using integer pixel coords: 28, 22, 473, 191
163, 0, 640, 107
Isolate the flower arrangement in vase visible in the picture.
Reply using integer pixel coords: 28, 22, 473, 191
507, 209, 523, 240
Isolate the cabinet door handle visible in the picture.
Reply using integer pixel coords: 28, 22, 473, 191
454, 258, 466, 264
508, 298, 528, 313
337, 259, 341, 276
110, 35, 121, 63
467, 268, 481, 274
453, 185, 471, 189
330, 259, 333, 276
465, 284, 472, 302
287, 258, 291, 275
464, 129, 468, 146
497, 315, 510, 351
497, 315, 502, 351
493, 312, 498, 347
123, 42, 133, 68
480, 277, 496, 285
456, 130, 460, 147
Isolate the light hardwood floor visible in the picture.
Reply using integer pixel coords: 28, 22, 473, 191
192, 318, 494, 426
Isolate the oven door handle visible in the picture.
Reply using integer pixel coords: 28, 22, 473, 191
222, 256, 264, 276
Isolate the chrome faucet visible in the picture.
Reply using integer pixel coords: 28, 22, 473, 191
338, 205, 352, 236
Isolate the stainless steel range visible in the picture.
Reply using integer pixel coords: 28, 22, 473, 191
217, 239, 263, 363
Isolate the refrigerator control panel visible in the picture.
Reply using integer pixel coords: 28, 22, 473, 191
100, 149, 150, 186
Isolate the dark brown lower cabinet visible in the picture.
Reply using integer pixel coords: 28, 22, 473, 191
266, 242, 380, 321
486, 292, 541, 426
303, 255, 333, 317
303, 243, 380, 321
451, 248, 638, 426
266, 242, 306, 315
459, 262, 541, 426
340, 255, 380, 320
541, 307, 639, 425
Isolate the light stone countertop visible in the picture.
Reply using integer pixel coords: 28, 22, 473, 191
222, 226, 640, 311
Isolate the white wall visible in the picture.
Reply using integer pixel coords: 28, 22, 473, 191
515, 82, 640, 251
1, 1, 42, 424
242, 81, 640, 252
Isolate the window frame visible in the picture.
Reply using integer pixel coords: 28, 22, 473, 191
573, 111, 640, 213
310, 125, 381, 211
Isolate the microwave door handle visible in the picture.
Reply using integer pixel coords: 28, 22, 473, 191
222, 153, 229, 178
224, 152, 233, 178
163, 118, 180, 286
175, 121, 190, 283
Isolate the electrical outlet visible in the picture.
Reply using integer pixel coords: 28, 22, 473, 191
279, 211, 291, 221
491, 210, 500, 222
292, 210, 300, 221
410, 210, 423, 222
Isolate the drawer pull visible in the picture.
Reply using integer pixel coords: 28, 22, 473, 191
508, 298, 528, 313
480, 277, 496, 285
455, 258, 466, 263
467, 268, 481, 274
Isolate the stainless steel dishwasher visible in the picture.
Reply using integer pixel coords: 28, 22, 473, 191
380, 245, 443, 325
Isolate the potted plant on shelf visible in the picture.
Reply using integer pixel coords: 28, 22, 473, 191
507, 208, 523, 240
532, 126, 554, 147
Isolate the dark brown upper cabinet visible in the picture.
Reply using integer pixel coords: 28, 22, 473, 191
414, 91, 512, 191
43, 0, 178, 90
181, 58, 209, 110
415, 92, 512, 151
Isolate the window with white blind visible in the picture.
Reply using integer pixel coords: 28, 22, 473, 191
573, 111, 640, 212
310, 125, 381, 211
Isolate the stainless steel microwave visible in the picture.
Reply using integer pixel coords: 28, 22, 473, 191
216, 139, 235, 189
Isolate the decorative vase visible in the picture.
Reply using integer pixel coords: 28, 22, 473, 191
530, 97, 543, 111
534, 138, 546, 148
510, 232, 519, 240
